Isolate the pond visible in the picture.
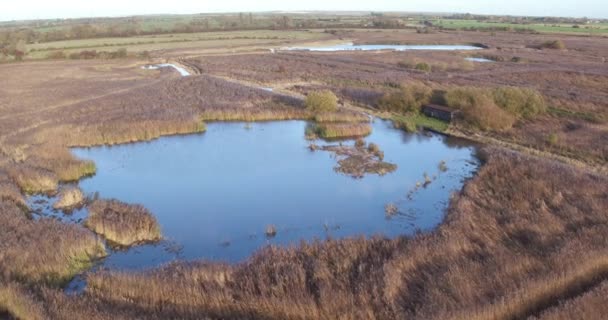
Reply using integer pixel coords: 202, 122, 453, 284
286, 42, 483, 52
30, 120, 479, 271
142, 63, 191, 76
465, 57, 495, 63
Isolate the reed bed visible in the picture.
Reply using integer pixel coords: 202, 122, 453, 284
200, 107, 311, 122
313, 110, 370, 123
53, 149, 606, 319
307, 123, 372, 140
53, 186, 85, 210
0, 200, 106, 286
536, 281, 608, 319
65, 119, 207, 147
86, 199, 162, 247
6, 165, 59, 194
0, 282, 45, 320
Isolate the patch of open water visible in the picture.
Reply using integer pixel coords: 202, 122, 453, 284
30, 120, 479, 275
285, 42, 483, 52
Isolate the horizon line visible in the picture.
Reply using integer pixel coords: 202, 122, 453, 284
1, 10, 606, 24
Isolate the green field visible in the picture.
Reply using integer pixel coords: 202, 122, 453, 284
25, 30, 330, 59
431, 19, 608, 34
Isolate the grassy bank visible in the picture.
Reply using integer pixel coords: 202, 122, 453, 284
392, 114, 450, 133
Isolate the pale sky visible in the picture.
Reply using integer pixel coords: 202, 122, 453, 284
1, 0, 606, 22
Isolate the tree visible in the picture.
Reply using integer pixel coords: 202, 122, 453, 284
306, 90, 338, 113
378, 82, 432, 114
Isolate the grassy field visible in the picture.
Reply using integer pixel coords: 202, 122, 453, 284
431, 19, 608, 34
25, 30, 330, 59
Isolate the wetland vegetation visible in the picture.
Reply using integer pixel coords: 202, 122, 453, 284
0, 9, 607, 320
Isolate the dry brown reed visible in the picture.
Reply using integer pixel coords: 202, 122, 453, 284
86, 199, 162, 247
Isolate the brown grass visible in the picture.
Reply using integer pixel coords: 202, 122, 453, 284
0, 282, 45, 320
6, 165, 59, 194
535, 281, 608, 319
53, 186, 85, 210
0, 200, 106, 286
306, 123, 372, 139
86, 199, 162, 247
0, 31, 606, 318
51, 149, 603, 319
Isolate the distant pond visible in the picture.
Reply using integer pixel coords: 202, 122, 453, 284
30, 120, 479, 271
285, 43, 483, 52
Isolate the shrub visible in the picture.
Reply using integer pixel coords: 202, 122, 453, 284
378, 82, 432, 114
547, 132, 560, 146
415, 62, 432, 73
305, 90, 338, 113
541, 40, 566, 50
445, 87, 516, 131
367, 143, 380, 154
492, 87, 547, 119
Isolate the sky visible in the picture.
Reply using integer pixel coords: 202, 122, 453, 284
1, 0, 606, 22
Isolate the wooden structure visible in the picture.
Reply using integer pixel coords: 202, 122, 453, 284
422, 104, 460, 122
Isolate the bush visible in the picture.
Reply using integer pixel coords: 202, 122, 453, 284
378, 82, 432, 114
492, 87, 547, 119
541, 40, 566, 50
445, 87, 516, 131
415, 62, 432, 73
305, 90, 338, 113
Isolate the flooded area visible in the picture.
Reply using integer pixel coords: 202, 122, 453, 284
286, 42, 483, 51
30, 120, 479, 271
465, 57, 495, 63
142, 63, 191, 76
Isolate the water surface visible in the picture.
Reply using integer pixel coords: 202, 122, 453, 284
286, 42, 483, 52
465, 57, 495, 63
33, 120, 479, 270
143, 63, 191, 76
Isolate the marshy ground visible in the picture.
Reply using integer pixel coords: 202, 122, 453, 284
0, 19, 607, 319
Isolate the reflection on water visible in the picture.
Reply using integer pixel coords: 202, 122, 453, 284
31, 120, 479, 271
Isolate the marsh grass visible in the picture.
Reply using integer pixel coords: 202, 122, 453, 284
53, 186, 85, 210
392, 114, 449, 133
66, 119, 207, 147
7, 165, 58, 194
86, 199, 162, 247
0, 201, 106, 286
200, 108, 310, 122
71, 150, 608, 320
306, 123, 372, 140
0, 283, 45, 320
313, 110, 370, 123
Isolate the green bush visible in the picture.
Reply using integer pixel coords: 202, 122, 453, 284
492, 87, 547, 119
415, 62, 432, 73
541, 40, 566, 49
445, 87, 515, 131
378, 82, 432, 114
305, 90, 338, 113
